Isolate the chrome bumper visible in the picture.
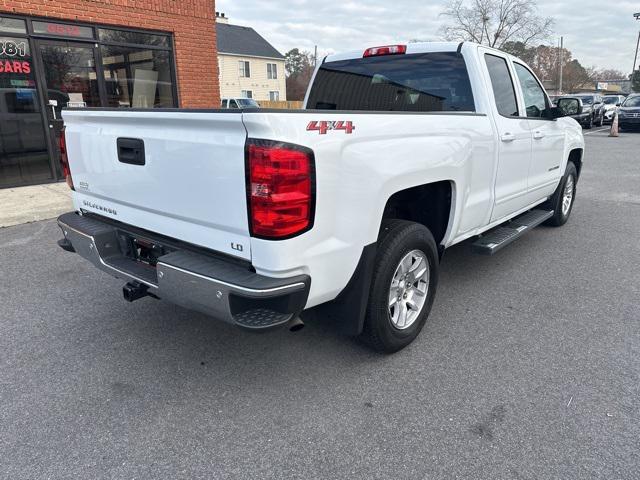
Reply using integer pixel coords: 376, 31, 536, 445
57, 212, 310, 329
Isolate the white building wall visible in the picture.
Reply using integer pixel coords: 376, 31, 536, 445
218, 53, 287, 102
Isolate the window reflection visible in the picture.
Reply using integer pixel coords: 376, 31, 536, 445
101, 45, 175, 108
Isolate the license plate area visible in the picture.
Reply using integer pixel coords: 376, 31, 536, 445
115, 230, 175, 270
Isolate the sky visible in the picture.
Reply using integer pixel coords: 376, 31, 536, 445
216, 0, 640, 73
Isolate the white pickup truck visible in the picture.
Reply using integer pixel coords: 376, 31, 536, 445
57, 42, 584, 353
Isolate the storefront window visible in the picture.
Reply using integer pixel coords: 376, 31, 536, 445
98, 28, 169, 48
32, 21, 93, 39
0, 17, 26, 34
0, 37, 51, 187
101, 45, 175, 108
39, 43, 101, 117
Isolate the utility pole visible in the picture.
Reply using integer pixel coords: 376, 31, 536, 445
314, 45, 318, 67
558, 36, 564, 94
633, 13, 640, 75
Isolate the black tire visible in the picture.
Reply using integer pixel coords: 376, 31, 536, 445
359, 219, 439, 353
544, 161, 577, 227
585, 115, 593, 129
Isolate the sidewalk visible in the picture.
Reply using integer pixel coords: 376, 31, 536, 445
0, 182, 73, 228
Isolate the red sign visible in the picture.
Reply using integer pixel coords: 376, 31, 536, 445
0, 60, 31, 74
46, 23, 81, 36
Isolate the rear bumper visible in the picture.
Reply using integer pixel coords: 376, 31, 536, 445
57, 212, 310, 329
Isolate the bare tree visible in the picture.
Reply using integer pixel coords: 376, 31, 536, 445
440, 0, 553, 49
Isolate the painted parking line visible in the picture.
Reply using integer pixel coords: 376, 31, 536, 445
583, 127, 610, 135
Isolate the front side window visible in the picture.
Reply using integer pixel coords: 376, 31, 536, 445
513, 62, 549, 118
484, 54, 518, 117
239, 60, 250, 77
306, 52, 475, 112
267, 63, 278, 79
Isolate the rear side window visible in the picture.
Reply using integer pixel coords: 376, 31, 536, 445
484, 54, 518, 117
306, 52, 475, 112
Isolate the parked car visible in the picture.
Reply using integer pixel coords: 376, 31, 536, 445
221, 97, 260, 109
565, 94, 605, 128
618, 94, 640, 130
602, 94, 625, 123
57, 42, 584, 353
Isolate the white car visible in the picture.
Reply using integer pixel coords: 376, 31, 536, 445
221, 97, 259, 109
602, 95, 625, 123
57, 42, 584, 353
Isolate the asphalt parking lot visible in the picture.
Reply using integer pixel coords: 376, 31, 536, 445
1, 127, 639, 479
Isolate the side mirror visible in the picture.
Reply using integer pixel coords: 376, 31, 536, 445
555, 98, 582, 117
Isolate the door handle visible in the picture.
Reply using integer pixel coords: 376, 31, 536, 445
533, 130, 545, 139
500, 132, 516, 142
117, 138, 145, 166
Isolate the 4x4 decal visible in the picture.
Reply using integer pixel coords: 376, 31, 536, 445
306, 120, 355, 135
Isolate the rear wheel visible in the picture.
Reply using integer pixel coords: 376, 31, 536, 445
544, 161, 577, 227
359, 220, 439, 353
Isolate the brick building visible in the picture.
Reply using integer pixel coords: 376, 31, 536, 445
0, 0, 220, 188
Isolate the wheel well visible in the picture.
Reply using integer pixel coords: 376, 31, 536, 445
569, 149, 583, 178
381, 181, 452, 246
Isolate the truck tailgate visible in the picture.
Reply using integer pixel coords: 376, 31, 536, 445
62, 109, 250, 260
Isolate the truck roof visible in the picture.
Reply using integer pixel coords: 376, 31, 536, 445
324, 42, 462, 64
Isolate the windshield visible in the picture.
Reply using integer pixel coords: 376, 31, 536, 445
237, 99, 259, 108
306, 52, 475, 112
576, 96, 594, 105
603, 97, 618, 104
622, 96, 640, 107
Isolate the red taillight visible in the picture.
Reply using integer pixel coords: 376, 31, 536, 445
247, 140, 314, 239
363, 44, 407, 57
59, 128, 74, 190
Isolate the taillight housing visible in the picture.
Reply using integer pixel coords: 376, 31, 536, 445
246, 139, 315, 239
59, 127, 74, 190
363, 44, 407, 57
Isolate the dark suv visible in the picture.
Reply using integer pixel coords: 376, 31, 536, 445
569, 94, 605, 128
618, 94, 640, 130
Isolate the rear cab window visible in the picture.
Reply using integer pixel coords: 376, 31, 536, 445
484, 54, 519, 117
306, 52, 475, 112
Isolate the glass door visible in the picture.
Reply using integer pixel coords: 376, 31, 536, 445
36, 40, 101, 177
0, 36, 51, 187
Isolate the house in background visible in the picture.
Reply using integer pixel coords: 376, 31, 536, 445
216, 12, 286, 103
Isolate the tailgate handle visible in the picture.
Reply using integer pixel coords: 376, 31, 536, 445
117, 138, 145, 166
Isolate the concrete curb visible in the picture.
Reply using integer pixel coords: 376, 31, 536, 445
0, 182, 73, 228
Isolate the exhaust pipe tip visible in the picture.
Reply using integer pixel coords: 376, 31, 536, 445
288, 316, 305, 332
123, 282, 149, 302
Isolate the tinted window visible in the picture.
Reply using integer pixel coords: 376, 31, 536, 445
622, 96, 640, 107
101, 45, 175, 108
32, 21, 93, 39
99, 28, 170, 48
513, 63, 548, 118
306, 52, 475, 112
0, 16, 26, 34
237, 98, 259, 108
485, 54, 518, 117
577, 96, 594, 105
603, 97, 618, 104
